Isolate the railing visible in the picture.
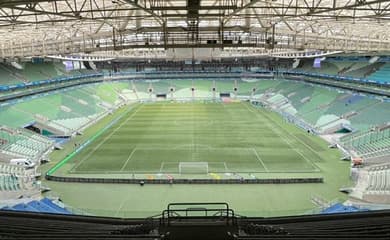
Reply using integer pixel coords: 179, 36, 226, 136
159, 202, 236, 226
0, 73, 102, 92
45, 175, 323, 184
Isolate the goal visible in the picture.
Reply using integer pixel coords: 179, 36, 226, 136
179, 162, 209, 174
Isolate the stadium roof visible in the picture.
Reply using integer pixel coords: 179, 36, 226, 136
1, 0, 390, 58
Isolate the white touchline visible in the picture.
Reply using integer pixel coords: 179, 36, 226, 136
223, 162, 228, 172
252, 148, 269, 172
159, 162, 165, 173
120, 148, 137, 171
115, 196, 129, 217
72, 104, 144, 171
250, 103, 325, 159
244, 103, 318, 170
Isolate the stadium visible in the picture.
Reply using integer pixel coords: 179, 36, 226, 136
0, 0, 389, 239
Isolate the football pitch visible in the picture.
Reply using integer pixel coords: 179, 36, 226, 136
68, 102, 324, 175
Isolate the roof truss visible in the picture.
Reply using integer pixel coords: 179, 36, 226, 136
0, 0, 389, 58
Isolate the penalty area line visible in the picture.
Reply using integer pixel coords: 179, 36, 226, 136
252, 148, 269, 172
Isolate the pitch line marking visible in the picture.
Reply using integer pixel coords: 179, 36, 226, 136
244, 103, 317, 171
256, 111, 323, 169
71, 104, 143, 172
223, 162, 229, 172
252, 148, 269, 172
159, 162, 165, 173
247, 102, 325, 160
120, 148, 137, 171
269, 116, 319, 171
115, 196, 130, 218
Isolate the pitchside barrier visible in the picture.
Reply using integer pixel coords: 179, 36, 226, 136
45, 175, 323, 184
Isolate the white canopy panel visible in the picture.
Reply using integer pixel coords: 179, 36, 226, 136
0, 0, 389, 58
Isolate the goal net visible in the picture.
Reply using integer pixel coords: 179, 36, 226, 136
179, 162, 209, 174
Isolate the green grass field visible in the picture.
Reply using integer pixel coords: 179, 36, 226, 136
44, 101, 351, 218
67, 102, 323, 175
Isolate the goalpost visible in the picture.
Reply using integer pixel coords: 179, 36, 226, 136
178, 162, 209, 174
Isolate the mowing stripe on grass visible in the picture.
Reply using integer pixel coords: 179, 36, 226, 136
252, 148, 269, 172
70, 104, 144, 172
46, 105, 138, 176
254, 104, 326, 161
120, 148, 137, 171
57, 102, 323, 175
244, 103, 319, 171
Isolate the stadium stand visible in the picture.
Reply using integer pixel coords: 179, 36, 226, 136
0, 126, 53, 161
350, 163, 390, 204
0, 160, 38, 199
347, 165, 388, 202
349, 62, 384, 78
0, 162, 25, 176
1, 198, 72, 215
21, 63, 56, 82
255, 79, 389, 133
342, 62, 372, 76
296, 88, 341, 124
293, 58, 390, 84
53, 62, 69, 76
0, 83, 119, 135
60, 94, 105, 116
338, 124, 390, 162
0, 174, 21, 191
347, 102, 390, 131
324, 94, 378, 118
2, 77, 387, 136
366, 63, 390, 83
0, 61, 99, 92
296, 60, 340, 75
320, 203, 367, 214
0, 69, 388, 209
0, 63, 24, 85
2, 0, 390, 230
53, 116, 92, 130
366, 165, 390, 194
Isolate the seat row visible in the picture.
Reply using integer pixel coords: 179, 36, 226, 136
0, 174, 21, 191
2, 198, 72, 215
366, 166, 390, 194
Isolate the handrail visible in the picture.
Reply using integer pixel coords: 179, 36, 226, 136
159, 202, 237, 226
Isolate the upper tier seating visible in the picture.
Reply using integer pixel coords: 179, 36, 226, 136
367, 63, 390, 83
0, 61, 97, 87
294, 59, 387, 80
0, 64, 24, 85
